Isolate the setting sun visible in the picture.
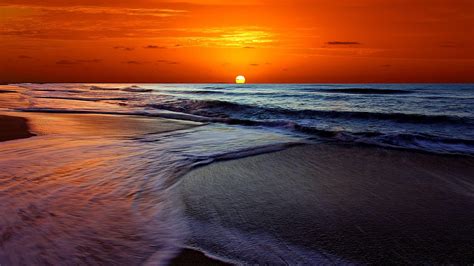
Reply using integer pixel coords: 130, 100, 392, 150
235, 75, 246, 84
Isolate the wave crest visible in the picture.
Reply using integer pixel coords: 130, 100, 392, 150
149, 99, 472, 125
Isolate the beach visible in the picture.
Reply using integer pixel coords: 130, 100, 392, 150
178, 144, 474, 264
1, 83, 473, 264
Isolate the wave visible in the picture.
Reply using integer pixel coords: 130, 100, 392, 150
145, 99, 474, 155
16, 107, 218, 123
89, 85, 153, 93
157, 90, 225, 95
336, 131, 474, 156
327, 88, 413, 94
89, 86, 121, 91
122, 86, 153, 93
307, 88, 413, 94
202, 86, 228, 90
148, 99, 473, 125
16, 107, 474, 155
231, 120, 474, 155
32, 89, 85, 93
218, 118, 474, 155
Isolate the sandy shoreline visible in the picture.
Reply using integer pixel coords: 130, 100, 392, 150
0, 112, 228, 265
178, 143, 474, 264
2, 111, 474, 264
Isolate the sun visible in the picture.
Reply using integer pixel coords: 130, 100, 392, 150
235, 75, 246, 84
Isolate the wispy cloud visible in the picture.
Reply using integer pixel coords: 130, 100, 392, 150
180, 27, 275, 48
114, 46, 134, 51
0, 4, 189, 40
0, 5, 188, 17
144, 45, 166, 49
156, 60, 179, 65
326, 41, 361, 45
122, 60, 149, 65
56, 59, 101, 65
439, 42, 458, 48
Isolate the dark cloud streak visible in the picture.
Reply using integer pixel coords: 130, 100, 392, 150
114, 46, 134, 51
56, 59, 101, 65
156, 60, 179, 65
144, 45, 166, 49
327, 41, 361, 45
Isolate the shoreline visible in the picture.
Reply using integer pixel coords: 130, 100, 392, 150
2, 110, 474, 264
177, 143, 474, 264
0, 111, 230, 265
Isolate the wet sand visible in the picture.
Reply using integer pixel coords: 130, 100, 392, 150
0, 111, 202, 138
178, 144, 474, 264
170, 249, 230, 266
0, 115, 35, 141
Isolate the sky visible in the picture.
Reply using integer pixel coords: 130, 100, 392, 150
1, 0, 473, 83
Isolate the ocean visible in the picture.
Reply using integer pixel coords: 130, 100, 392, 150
18, 83, 474, 155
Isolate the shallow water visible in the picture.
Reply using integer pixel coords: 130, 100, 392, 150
0, 113, 300, 265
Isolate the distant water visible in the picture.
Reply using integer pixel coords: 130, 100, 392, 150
16, 83, 474, 155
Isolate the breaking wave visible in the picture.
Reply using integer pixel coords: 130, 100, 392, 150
148, 99, 472, 125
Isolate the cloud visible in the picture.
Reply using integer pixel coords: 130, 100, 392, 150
124, 61, 140, 64
144, 45, 166, 49
80, 59, 101, 63
326, 41, 361, 45
0, 4, 189, 40
156, 60, 179, 65
56, 60, 78, 65
56, 59, 101, 65
249, 63, 259, 66
18, 55, 33, 59
439, 42, 457, 48
122, 60, 149, 65
114, 46, 134, 51
0, 5, 188, 17
186, 27, 274, 48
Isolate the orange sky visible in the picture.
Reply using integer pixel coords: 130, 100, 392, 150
1, 0, 473, 83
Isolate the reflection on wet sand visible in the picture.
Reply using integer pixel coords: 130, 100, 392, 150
179, 144, 474, 264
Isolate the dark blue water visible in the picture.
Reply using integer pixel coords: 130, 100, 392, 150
140, 84, 474, 155
18, 83, 474, 155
